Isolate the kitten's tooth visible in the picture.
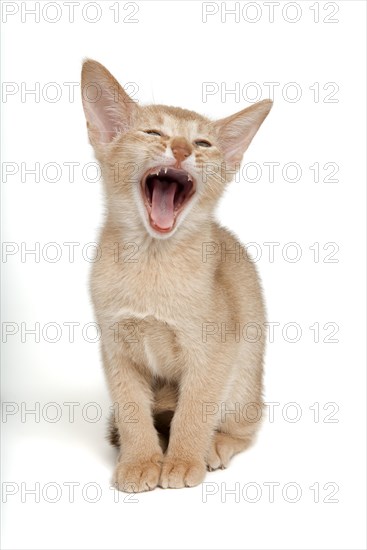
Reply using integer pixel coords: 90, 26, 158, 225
164, 167, 168, 174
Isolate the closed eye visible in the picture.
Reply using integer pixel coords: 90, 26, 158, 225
144, 130, 162, 136
195, 139, 212, 148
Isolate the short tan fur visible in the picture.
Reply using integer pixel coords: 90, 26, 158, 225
81, 60, 272, 492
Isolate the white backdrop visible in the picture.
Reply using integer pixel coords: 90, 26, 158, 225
1, 1, 366, 549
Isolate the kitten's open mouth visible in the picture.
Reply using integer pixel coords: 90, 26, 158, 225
141, 166, 196, 233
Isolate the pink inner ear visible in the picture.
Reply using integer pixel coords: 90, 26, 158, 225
83, 85, 122, 143
214, 100, 273, 167
82, 61, 137, 145
219, 118, 261, 166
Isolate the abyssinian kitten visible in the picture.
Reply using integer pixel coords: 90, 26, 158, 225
81, 60, 272, 492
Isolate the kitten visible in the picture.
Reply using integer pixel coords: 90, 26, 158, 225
81, 60, 272, 492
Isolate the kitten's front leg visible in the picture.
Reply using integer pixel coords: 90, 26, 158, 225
159, 364, 224, 489
103, 347, 163, 492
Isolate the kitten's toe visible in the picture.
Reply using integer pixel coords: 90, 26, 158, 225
159, 457, 206, 489
114, 453, 163, 493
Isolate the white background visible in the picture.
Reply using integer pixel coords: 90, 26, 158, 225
1, 1, 366, 549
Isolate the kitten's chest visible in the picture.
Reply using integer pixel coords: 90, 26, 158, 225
103, 250, 206, 322
117, 314, 182, 378
92, 236, 212, 376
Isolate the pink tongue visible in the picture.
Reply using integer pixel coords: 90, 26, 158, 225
151, 178, 177, 230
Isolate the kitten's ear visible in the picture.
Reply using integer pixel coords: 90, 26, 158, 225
81, 59, 138, 146
213, 99, 272, 169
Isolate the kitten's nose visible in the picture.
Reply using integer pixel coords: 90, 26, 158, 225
171, 137, 192, 164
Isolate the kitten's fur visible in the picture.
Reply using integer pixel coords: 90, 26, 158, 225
81, 60, 272, 492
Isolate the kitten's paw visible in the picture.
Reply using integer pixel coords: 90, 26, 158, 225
159, 457, 206, 489
206, 432, 248, 470
114, 453, 163, 493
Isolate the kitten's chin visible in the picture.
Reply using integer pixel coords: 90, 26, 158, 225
139, 166, 196, 238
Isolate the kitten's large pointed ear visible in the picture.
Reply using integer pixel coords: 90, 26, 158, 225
81, 59, 138, 146
213, 99, 272, 169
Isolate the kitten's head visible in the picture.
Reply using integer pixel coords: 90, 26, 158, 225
81, 60, 272, 240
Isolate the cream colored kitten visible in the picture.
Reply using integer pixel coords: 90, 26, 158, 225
81, 60, 272, 492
